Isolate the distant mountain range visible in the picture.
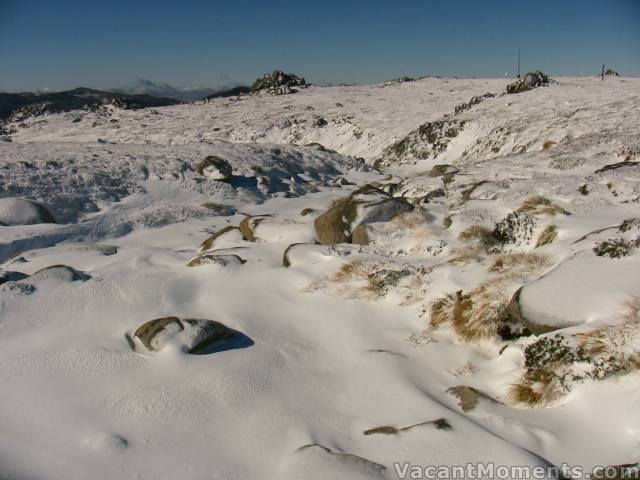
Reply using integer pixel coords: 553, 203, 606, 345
0, 82, 255, 121
109, 79, 240, 103
0, 87, 182, 121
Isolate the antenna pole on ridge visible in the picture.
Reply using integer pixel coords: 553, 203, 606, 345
517, 48, 521, 79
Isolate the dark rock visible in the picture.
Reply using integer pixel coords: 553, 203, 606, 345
250, 70, 306, 95
506, 71, 549, 94
196, 156, 232, 181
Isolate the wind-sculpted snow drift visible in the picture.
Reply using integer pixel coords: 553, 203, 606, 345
1, 76, 640, 479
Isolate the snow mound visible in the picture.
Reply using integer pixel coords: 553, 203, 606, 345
0, 197, 56, 225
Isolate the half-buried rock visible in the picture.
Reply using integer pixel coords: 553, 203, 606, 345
0, 197, 56, 226
29, 265, 90, 282
196, 156, 232, 181
187, 253, 246, 267
131, 317, 235, 354
314, 185, 413, 245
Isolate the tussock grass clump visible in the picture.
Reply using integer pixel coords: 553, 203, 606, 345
517, 196, 569, 216
508, 334, 588, 407
429, 278, 525, 342
575, 297, 640, 375
447, 244, 486, 265
535, 224, 558, 248
510, 297, 640, 408
309, 260, 430, 302
594, 238, 639, 258
458, 225, 496, 245
542, 139, 556, 150
489, 252, 554, 274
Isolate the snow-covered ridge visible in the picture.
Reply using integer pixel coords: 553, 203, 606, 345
1, 76, 640, 480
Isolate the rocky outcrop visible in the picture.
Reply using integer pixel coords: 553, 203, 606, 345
250, 70, 306, 95
506, 71, 549, 94
377, 120, 466, 167
454, 92, 496, 114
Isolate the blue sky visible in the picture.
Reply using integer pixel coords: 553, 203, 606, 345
1, 0, 638, 92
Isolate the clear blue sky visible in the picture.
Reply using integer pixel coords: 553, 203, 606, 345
1, 0, 638, 92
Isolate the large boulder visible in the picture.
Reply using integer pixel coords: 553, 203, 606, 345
196, 156, 232, 181
0, 197, 56, 226
250, 70, 306, 94
506, 71, 549, 94
131, 317, 235, 354
313, 185, 413, 245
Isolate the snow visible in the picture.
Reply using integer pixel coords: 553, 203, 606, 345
1, 76, 640, 479
0, 197, 55, 225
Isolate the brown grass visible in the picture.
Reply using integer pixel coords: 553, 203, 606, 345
429, 278, 514, 342
518, 196, 568, 216
458, 224, 495, 244
447, 244, 485, 265
535, 225, 558, 248
489, 252, 554, 274
542, 139, 556, 150
575, 298, 640, 372
507, 365, 567, 407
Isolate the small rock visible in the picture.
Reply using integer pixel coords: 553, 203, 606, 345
196, 156, 232, 181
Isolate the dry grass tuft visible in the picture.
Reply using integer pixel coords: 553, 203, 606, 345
489, 252, 554, 274
309, 260, 430, 302
447, 244, 485, 265
575, 299, 640, 373
535, 225, 558, 248
542, 139, 556, 150
458, 224, 495, 245
429, 277, 519, 342
623, 296, 640, 324
518, 196, 568, 216
507, 365, 568, 407
331, 261, 383, 297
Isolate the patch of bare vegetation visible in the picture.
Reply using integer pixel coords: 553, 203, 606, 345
489, 252, 554, 274
430, 276, 527, 342
509, 296, 640, 408
535, 225, 558, 248
517, 196, 568, 216
307, 259, 431, 304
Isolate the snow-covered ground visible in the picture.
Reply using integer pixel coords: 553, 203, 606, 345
1, 76, 640, 479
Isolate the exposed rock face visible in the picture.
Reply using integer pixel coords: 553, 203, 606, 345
492, 211, 536, 248
313, 185, 413, 245
196, 156, 233, 181
0, 197, 56, 226
377, 120, 466, 167
250, 70, 306, 95
506, 71, 549, 94
132, 317, 235, 353
454, 92, 496, 114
